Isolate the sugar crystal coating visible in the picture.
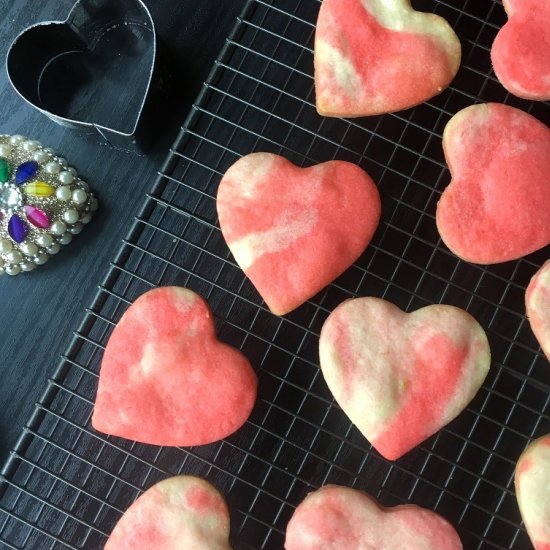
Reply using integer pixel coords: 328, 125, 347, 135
105, 476, 232, 550
492, 0, 550, 101
92, 286, 258, 446
314, 0, 461, 116
319, 297, 490, 460
437, 103, 550, 264
285, 485, 463, 549
515, 434, 550, 550
217, 153, 381, 315
526, 260, 550, 362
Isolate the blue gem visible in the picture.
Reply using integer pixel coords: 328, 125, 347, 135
15, 161, 38, 185
8, 214, 28, 243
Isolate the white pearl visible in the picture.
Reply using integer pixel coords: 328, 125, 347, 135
63, 209, 79, 224
34, 253, 48, 265
0, 238, 13, 253
56, 186, 72, 201
47, 243, 61, 255
59, 171, 74, 184
68, 167, 77, 176
6, 264, 21, 275
45, 161, 61, 174
69, 224, 82, 235
80, 213, 92, 224
23, 140, 40, 152
9, 135, 25, 145
33, 150, 48, 163
50, 221, 67, 235
50, 220, 67, 235
20, 242, 38, 256
0, 144, 12, 157
79, 181, 90, 192
72, 189, 87, 205
57, 157, 68, 167
36, 233, 54, 248
21, 262, 35, 272
43, 148, 54, 155
59, 233, 73, 244
7, 250, 23, 263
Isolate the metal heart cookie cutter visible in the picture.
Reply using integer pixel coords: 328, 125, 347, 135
0, 134, 97, 275
6, 0, 158, 152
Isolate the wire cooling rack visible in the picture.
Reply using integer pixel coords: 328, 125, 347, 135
1, 0, 550, 548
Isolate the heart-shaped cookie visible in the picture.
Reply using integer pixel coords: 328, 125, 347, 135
319, 297, 490, 460
92, 287, 257, 446
437, 103, 550, 264
7, 0, 156, 143
216, 153, 381, 316
515, 434, 550, 550
526, 260, 550, 362
285, 484, 462, 549
105, 476, 232, 550
314, 0, 461, 117
491, 0, 550, 101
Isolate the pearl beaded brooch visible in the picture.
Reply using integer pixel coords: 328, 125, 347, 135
0, 134, 97, 275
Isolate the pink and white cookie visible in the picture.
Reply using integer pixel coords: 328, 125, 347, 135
492, 0, 550, 101
314, 0, 461, 117
217, 153, 381, 315
515, 434, 550, 550
285, 484, 463, 550
437, 103, 550, 264
92, 287, 257, 446
105, 476, 232, 550
526, 260, 550, 361
319, 297, 490, 460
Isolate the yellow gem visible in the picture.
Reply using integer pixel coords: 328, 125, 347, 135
25, 181, 54, 197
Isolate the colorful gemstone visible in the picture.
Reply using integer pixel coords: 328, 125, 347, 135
8, 214, 28, 243
0, 158, 11, 183
24, 181, 54, 197
25, 205, 50, 229
15, 161, 38, 185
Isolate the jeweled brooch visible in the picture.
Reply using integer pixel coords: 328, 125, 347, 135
0, 134, 97, 275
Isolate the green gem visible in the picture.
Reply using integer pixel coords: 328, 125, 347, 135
0, 158, 11, 183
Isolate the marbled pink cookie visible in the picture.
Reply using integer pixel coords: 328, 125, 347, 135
314, 0, 461, 117
217, 153, 381, 315
492, 0, 550, 101
526, 260, 550, 361
319, 297, 490, 460
515, 434, 550, 550
93, 287, 257, 446
437, 103, 550, 264
285, 485, 462, 550
105, 476, 232, 550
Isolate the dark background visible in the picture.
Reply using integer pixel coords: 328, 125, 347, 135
0, 2, 548, 548
0, 0, 246, 464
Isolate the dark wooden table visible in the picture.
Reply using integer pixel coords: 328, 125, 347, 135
0, 0, 246, 464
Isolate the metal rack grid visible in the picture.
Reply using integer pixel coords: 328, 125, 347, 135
1, 0, 550, 548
